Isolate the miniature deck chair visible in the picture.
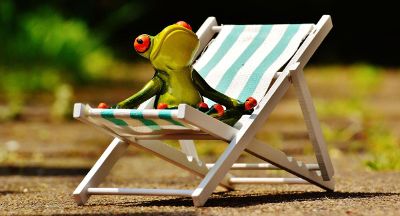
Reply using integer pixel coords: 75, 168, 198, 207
73, 15, 335, 207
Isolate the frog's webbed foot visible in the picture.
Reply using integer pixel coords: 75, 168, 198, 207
156, 103, 181, 110
97, 102, 110, 109
206, 104, 225, 116
204, 97, 258, 126
97, 103, 134, 109
197, 102, 210, 112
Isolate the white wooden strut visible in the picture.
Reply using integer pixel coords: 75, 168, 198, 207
88, 188, 193, 196
206, 163, 320, 170
229, 177, 308, 184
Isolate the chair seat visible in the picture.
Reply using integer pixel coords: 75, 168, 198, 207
73, 103, 237, 141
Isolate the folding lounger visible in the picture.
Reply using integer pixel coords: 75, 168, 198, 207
72, 15, 335, 207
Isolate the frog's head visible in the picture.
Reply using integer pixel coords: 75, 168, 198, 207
133, 21, 200, 71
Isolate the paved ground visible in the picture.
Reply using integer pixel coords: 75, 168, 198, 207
1, 155, 399, 215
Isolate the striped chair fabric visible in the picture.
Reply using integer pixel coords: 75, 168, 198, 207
86, 108, 199, 136
194, 24, 313, 105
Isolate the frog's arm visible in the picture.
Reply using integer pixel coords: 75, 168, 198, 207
192, 69, 241, 108
116, 75, 163, 109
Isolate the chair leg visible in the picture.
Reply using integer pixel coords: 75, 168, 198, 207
179, 140, 201, 165
191, 136, 250, 207
291, 69, 334, 180
72, 138, 129, 205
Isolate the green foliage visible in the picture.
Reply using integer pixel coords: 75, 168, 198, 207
316, 65, 380, 152
51, 84, 74, 122
350, 64, 382, 97
317, 99, 364, 118
364, 125, 400, 171
1, 68, 62, 92
0, 67, 63, 121
315, 64, 400, 171
0, 1, 120, 121
0, 5, 114, 82
0, 90, 24, 121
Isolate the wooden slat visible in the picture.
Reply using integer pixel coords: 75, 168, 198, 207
206, 163, 320, 170
135, 133, 216, 141
229, 177, 308, 184
88, 188, 193, 196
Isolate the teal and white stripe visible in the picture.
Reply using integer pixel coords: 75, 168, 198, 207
88, 108, 198, 134
194, 25, 244, 78
194, 24, 313, 105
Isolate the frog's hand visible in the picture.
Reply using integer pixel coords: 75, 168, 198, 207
192, 69, 240, 109
115, 76, 163, 109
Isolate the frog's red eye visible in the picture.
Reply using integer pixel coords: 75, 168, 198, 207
176, 21, 192, 31
134, 34, 151, 53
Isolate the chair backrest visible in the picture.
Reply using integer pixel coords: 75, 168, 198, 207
193, 24, 313, 105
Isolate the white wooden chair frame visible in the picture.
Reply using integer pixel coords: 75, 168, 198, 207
72, 15, 334, 207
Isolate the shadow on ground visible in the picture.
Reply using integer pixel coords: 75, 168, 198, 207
90, 191, 399, 208
0, 166, 90, 176
52, 213, 197, 216
0, 190, 23, 195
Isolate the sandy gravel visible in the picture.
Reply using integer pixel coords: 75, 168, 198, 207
1, 155, 399, 215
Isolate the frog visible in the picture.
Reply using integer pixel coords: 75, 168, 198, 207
100, 21, 257, 126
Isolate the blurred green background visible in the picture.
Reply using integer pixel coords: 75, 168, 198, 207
0, 0, 399, 171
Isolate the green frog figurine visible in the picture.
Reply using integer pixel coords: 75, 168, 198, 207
99, 21, 257, 126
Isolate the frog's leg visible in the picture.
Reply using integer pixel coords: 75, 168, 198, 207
116, 75, 164, 109
192, 69, 247, 125
192, 69, 241, 109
